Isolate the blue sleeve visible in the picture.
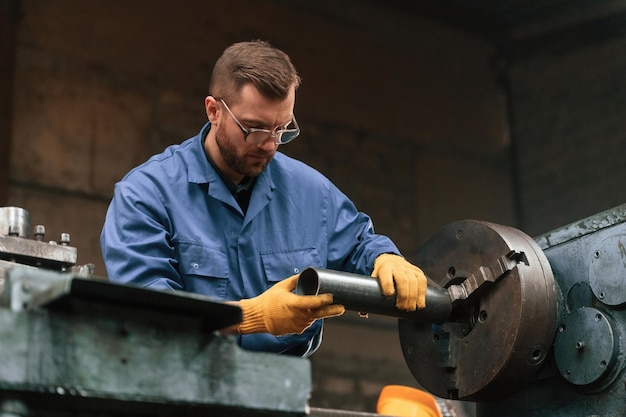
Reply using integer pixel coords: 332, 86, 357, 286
240, 320, 323, 358
324, 181, 401, 274
100, 180, 182, 290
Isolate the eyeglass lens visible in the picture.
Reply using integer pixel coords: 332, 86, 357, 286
247, 125, 299, 145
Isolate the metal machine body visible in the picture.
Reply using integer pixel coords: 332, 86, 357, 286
0, 265, 312, 417
476, 205, 626, 416
299, 204, 626, 416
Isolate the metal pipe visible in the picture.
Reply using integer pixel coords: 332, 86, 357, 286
296, 267, 452, 322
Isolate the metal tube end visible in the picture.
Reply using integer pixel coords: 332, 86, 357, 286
296, 267, 320, 296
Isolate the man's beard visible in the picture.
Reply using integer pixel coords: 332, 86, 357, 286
215, 126, 271, 178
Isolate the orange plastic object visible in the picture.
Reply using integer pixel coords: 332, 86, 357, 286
377, 385, 443, 417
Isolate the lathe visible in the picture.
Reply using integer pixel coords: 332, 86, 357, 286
298, 203, 626, 417
1, 204, 626, 416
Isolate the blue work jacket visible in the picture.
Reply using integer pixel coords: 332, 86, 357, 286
101, 122, 400, 356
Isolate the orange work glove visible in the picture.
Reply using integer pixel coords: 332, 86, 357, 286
372, 254, 427, 311
238, 275, 345, 335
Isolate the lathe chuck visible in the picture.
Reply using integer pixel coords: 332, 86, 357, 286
399, 220, 558, 401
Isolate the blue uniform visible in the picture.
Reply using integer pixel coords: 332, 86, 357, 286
101, 123, 400, 356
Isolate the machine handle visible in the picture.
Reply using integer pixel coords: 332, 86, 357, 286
296, 267, 452, 322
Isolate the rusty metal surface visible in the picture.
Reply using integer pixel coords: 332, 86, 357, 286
399, 220, 558, 401
0, 235, 77, 269
0, 267, 311, 417
2, 266, 243, 331
535, 204, 626, 250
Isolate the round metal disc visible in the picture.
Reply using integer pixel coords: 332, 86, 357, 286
554, 307, 616, 387
399, 220, 558, 401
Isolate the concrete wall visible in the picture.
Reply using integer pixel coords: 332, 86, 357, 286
508, 28, 626, 236
6, 0, 512, 413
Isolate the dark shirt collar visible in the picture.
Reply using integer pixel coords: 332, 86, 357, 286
202, 128, 256, 213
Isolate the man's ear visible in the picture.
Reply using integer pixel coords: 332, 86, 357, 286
205, 96, 220, 123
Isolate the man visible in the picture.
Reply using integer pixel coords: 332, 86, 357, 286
100, 40, 427, 357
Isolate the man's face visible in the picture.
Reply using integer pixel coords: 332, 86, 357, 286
212, 84, 296, 182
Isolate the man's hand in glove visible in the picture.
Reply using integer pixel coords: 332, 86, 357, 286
372, 253, 427, 311
237, 275, 345, 335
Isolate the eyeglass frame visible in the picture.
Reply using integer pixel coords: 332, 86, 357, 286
217, 98, 300, 145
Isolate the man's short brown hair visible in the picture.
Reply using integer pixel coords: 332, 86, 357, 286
210, 40, 301, 104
